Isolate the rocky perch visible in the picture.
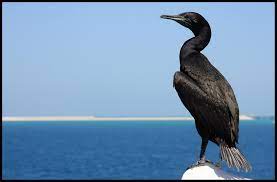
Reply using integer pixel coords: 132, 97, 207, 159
181, 162, 250, 180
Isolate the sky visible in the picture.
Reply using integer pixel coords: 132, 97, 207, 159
2, 2, 275, 117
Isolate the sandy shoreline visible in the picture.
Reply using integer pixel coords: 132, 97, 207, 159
2, 116, 194, 122
2, 115, 255, 122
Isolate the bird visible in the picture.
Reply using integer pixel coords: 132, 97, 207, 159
160, 12, 252, 172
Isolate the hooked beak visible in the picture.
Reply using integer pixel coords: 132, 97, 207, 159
161, 14, 192, 27
160, 15, 184, 21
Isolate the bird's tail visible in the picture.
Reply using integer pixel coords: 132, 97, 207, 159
220, 144, 252, 172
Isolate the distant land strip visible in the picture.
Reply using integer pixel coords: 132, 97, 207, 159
2, 115, 257, 122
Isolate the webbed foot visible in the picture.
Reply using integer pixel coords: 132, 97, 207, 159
186, 158, 213, 170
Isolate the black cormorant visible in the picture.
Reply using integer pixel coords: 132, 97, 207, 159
161, 12, 251, 172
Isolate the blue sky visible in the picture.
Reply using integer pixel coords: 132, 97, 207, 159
3, 2, 274, 117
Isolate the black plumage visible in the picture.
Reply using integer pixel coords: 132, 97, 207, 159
161, 12, 251, 172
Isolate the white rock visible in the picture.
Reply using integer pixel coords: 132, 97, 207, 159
181, 163, 250, 180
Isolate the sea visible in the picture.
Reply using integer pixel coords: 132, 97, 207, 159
2, 119, 275, 180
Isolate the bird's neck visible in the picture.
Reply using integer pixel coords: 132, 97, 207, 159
181, 26, 211, 57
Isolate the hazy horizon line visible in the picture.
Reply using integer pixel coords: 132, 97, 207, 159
2, 114, 273, 122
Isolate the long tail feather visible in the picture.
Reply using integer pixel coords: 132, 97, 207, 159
220, 144, 252, 172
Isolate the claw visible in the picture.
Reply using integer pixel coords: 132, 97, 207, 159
186, 159, 213, 170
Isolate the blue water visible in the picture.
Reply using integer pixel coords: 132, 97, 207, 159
2, 120, 275, 179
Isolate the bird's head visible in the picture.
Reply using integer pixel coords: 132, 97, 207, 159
161, 12, 209, 35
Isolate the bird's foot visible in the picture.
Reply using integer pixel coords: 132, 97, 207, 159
186, 158, 212, 170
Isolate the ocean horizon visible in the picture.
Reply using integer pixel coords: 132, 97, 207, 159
2, 114, 274, 122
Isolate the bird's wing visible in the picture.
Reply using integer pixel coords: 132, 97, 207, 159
178, 53, 239, 144
216, 76, 239, 143
174, 71, 232, 144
